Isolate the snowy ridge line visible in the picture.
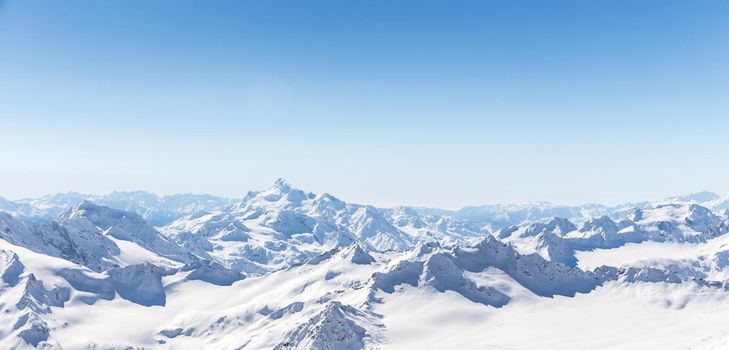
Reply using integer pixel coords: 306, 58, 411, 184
2, 181, 728, 230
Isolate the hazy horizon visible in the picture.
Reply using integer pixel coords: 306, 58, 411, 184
2, 179, 726, 211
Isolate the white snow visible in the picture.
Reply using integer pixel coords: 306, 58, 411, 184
576, 241, 699, 270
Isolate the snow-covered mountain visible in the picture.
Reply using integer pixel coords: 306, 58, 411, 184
496, 203, 729, 267
2, 181, 729, 349
160, 179, 484, 275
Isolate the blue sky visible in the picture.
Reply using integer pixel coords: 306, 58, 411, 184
1, 0, 728, 208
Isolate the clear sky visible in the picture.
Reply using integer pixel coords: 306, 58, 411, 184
1, 0, 728, 208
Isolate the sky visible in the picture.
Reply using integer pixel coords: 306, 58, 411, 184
1, 0, 728, 209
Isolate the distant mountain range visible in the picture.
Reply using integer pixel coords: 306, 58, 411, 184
414, 190, 729, 229
3, 182, 728, 229
0, 191, 238, 226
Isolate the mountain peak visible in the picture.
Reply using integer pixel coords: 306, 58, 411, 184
78, 199, 97, 208
273, 178, 292, 190
256, 178, 311, 204
62, 200, 135, 223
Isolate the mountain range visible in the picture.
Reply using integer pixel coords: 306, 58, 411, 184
1, 180, 729, 349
